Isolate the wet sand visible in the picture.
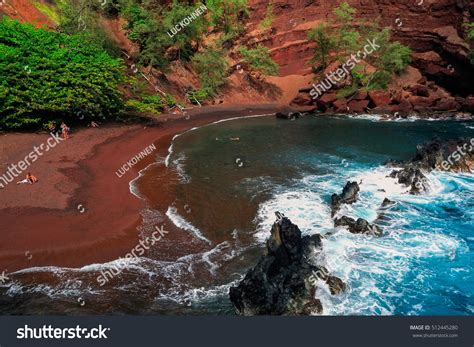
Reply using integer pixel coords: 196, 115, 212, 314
0, 104, 287, 272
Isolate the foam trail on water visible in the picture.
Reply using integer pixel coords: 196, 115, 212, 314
166, 206, 212, 244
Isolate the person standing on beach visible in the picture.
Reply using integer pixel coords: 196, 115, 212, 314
61, 122, 69, 140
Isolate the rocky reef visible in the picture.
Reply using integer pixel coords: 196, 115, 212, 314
330, 181, 360, 216
334, 216, 382, 236
229, 213, 345, 315
387, 137, 474, 193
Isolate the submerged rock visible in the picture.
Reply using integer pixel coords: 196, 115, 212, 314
334, 216, 382, 236
380, 198, 396, 209
275, 111, 301, 120
330, 181, 360, 216
229, 213, 344, 315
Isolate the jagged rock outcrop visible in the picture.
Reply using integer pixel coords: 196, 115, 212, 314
389, 167, 429, 194
330, 181, 360, 216
387, 137, 474, 193
375, 198, 397, 223
380, 198, 395, 209
229, 213, 345, 315
334, 216, 382, 236
388, 137, 474, 171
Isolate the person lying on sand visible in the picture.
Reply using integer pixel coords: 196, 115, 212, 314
17, 173, 39, 185
89, 121, 100, 128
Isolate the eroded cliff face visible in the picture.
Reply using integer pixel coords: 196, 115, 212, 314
1, 0, 473, 111
243, 0, 473, 112
0, 0, 55, 28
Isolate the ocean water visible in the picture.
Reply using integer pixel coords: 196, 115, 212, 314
1, 115, 473, 315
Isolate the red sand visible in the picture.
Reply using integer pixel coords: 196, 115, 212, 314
0, 104, 287, 272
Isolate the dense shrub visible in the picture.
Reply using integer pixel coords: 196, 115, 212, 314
0, 17, 124, 129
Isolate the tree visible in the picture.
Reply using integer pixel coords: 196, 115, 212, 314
161, 1, 208, 60
238, 45, 279, 76
58, 0, 120, 56
206, 0, 249, 34
192, 46, 229, 95
307, 24, 335, 68
0, 18, 124, 129
307, 2, 412, 92
333, 1, 360, 57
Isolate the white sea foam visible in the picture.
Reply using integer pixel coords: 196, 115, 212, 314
254, 190, 334, 243
128, 158, 164, 199
166, 206, 212, 244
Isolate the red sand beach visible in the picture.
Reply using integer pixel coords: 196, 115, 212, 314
0, 104, 286, 272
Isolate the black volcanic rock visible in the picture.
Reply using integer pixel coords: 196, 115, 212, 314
389, 167, 429, 194
331, 181, 360, 216
386, 138, 474, 194
387, 137, 474, 173
275, 111, 301, 120
334, 216, 382, 236
229, 214, 345, 315
381, 198, 395, 208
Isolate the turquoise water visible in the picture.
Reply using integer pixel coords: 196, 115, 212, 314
166, 115, 474, 315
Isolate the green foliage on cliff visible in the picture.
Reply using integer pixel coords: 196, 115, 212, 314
58, 0, 121, 56
308, 2, 411, 92
307, 24, 336, 68
238, 45, 279, 76
465, 23, 474, 64
206, 0, 249, 34
125, 95, 165, 114
192, 46, 229, 95
259, 1, 274, 29
120, 1, 207, 70
0, 17, 124, 129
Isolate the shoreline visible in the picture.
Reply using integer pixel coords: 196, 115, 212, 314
0, 104, 288, 272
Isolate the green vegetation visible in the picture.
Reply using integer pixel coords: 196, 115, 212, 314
1, 0, 277, 129
192, 46, 229, 96
206, 0, 249, 34
260, 1, 274, 29
308, 2, 411, 94
120, 1, 207, 69
333, 1, 360, 55
465, 22, 474, 64
0, 17, 124, 129
125, 95, 165, 114
238, 45, 279, 76
34, 0, 62, 24
187, 88, 213, 105
58, 0, 121, 56
307, 24, 335, 68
